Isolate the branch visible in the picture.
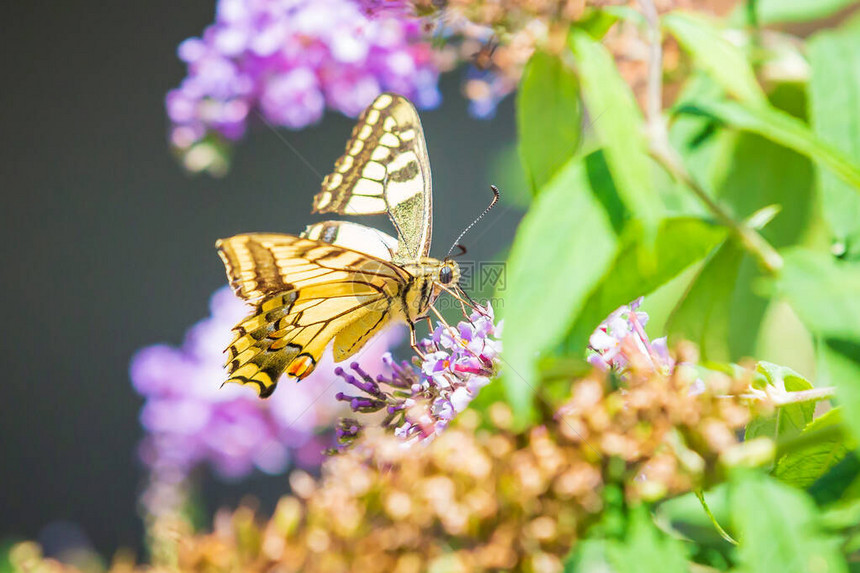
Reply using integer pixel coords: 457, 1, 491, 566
650, 141, 784, 274
639, 0, 664, 140
637, 0, 783, 275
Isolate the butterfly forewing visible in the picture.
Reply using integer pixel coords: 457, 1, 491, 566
216, 233, 410, 396
312, 93, 432, 260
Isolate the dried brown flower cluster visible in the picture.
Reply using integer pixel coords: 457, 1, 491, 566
12, 348, 764, 573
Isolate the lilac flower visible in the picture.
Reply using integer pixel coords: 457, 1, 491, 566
587, 297, 673, 374
334, 303, 502, 447
167, 0, 441, 172
131, 286, 402, 486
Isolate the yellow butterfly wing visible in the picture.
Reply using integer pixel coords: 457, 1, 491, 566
216, 233, 409, 397
301, 220, 398, 262
312, 93, 432, 260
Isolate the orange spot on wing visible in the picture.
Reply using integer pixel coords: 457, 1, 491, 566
286, 354, 316, 380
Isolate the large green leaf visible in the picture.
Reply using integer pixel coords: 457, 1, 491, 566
774, 249, 860, 444
663, 12, 766, 107
517, 50, 582, 195
745, 362, 816, 449
500, 158, 617, 424
678, 99, 860, 192
564, 540, 611, 572
562, 216, 726, 354
606, 508, 688, 573
808, 28, 860, 259
775, 249, 860, 341
569, 29, 663, 238
730, 471, 848, 573
774, 408, 854, 488
667, 239, 743, 361
819, 339, 860, 446
754, 0, 860, 24
714, 134, 815, 248
810, 451, 860, 506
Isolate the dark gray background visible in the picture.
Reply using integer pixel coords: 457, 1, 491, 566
1, 1, 519, 554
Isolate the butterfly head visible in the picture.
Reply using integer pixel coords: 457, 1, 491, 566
438, 259, 460, 286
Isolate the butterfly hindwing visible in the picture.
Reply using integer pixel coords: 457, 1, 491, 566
217, 233, 409, 396
312, 93, 432, 260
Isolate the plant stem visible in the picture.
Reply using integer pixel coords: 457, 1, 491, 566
773, 386, 836, 406
637, 0, 783, 275
650, 140, 784, 274
639, 0, 664, 139
695, 489, 738, 546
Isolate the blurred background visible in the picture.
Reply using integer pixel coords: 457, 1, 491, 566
0, 2, 522, 555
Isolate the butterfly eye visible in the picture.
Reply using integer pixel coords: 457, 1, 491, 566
439, 265, 453, 284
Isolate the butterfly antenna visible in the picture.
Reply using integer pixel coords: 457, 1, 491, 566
445, 185, 500, 259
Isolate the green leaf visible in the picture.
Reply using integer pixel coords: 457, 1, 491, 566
562, 215, 726, 354
809, 451, 860, 506
819, 339, 860, 445
668, 73, 731, 204
808, 27, 860, 259
517, 50, 581, 194
730, 471, 848, 573
663, 12, 766, 107
713, 126, 815, 249
563, 540, 611, 572
774, 408, 854, 488
667, 239, 743, 361
500, 158, 617, 425
678, 99, 860, 192
754, 0, 860, 24
745, 362, 816, 453
606, 508, 689, 573
774, 249, 860, 341
569, 29, 663, 238
574, 8, 621, 40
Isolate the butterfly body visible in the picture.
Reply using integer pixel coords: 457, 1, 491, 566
218, 93, 461, 397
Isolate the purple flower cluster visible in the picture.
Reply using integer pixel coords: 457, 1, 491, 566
167, 0, 441, 169
587, 297, 673, 374
335, 303, 502, 447
131, 286, 401, 483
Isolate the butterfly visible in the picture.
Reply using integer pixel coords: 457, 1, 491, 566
217, 93, 497, 397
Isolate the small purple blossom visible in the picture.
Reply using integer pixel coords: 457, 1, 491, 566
335, 303, 502, 447
167, 0, 441, 172
587, 297, 673, 374
131, 286, 402, 486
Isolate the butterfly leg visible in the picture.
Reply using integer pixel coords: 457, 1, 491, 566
409, 322, 427, 360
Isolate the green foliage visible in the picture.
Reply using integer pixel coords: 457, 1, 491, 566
499, 0, 860, 568
516, 50, 581, 195
569, 29, 663, 239
753, 0, 860, 24
678, 98, 860, 191
808, 26, 860, 259
500, 157, 617, 424
605, 508, 689, 573
667, 239, 743, 360
730, 471, 848, 573
774, 408, 854, 488
775, 249, 860, 342
564, 215, 726, 354
663, 11, 766, 107
566, 508, 688, 573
